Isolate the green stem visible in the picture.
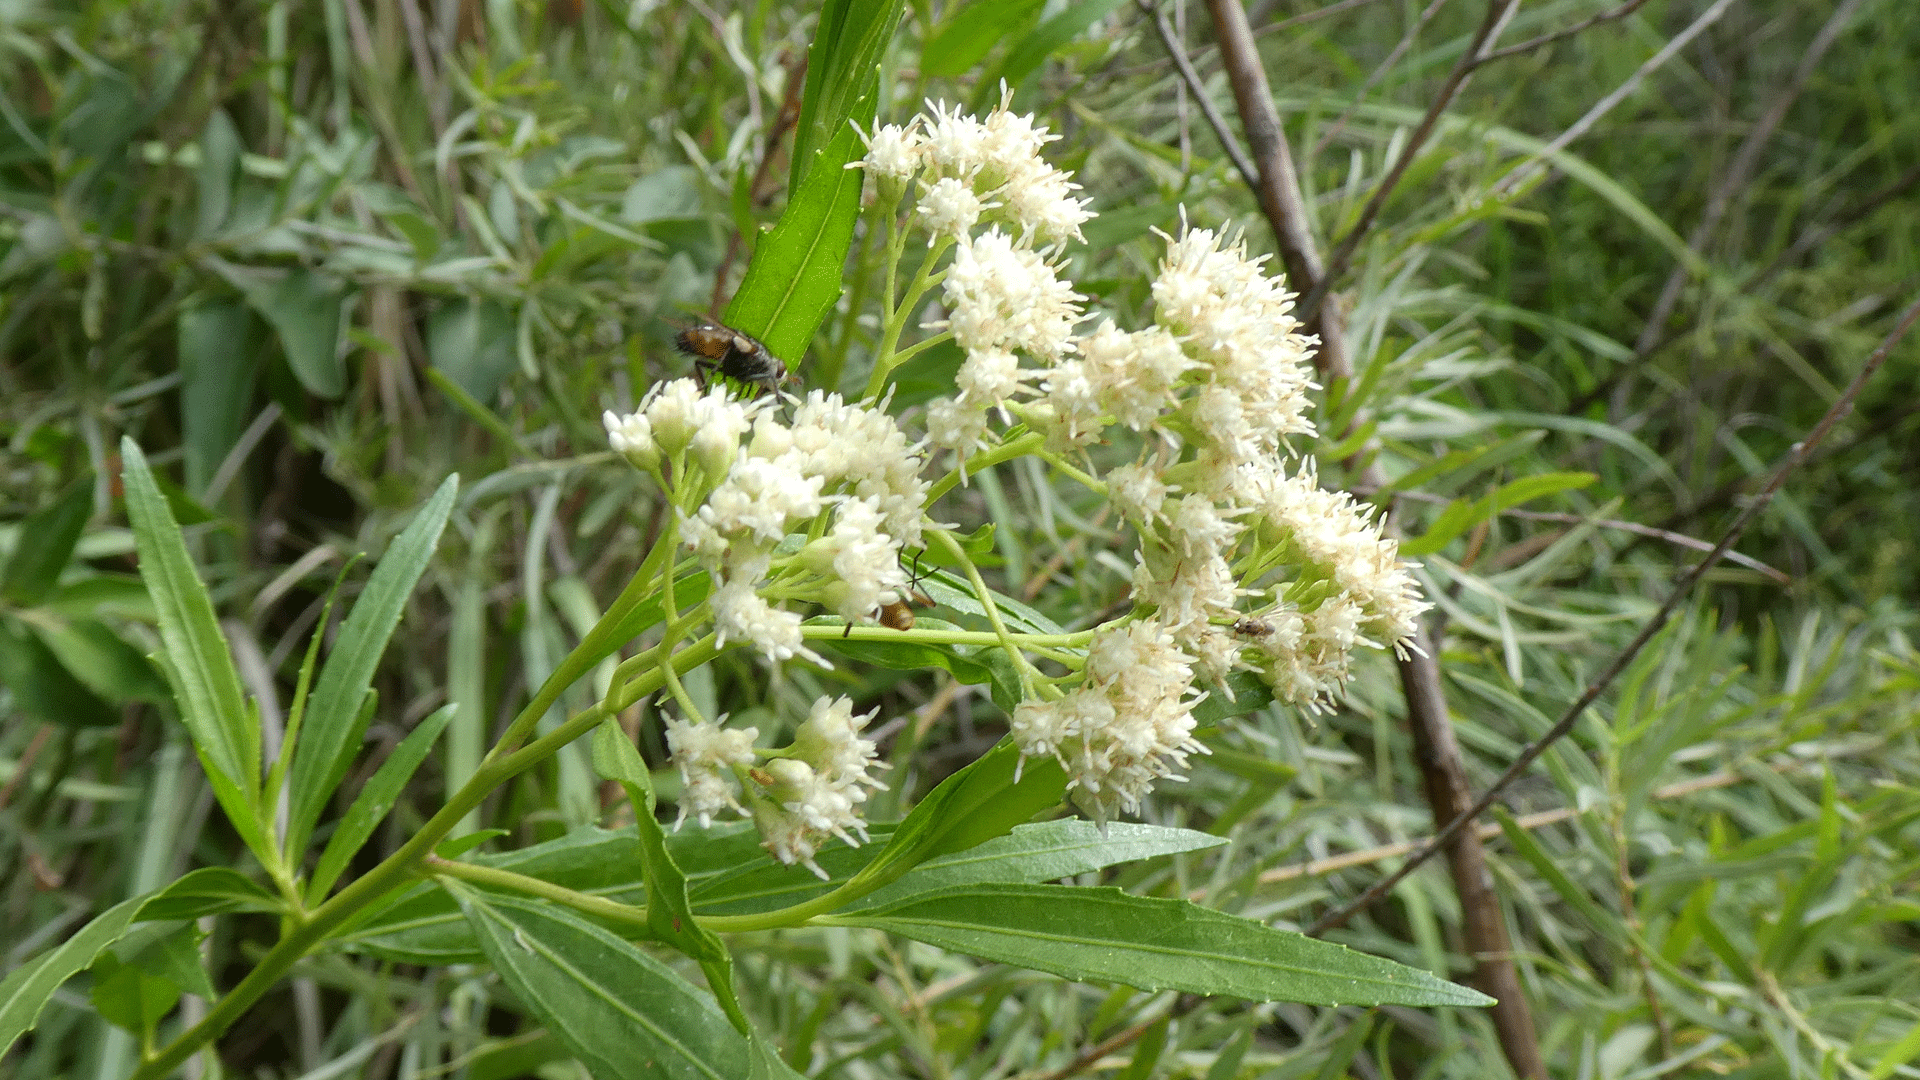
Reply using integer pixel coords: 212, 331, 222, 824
799, 623, 1084, 649
130, 634, 722, 1080
430, 859, 656, 937
433, 842, 873, 937
864, 235, 952, 401
929, 528, 1041, 697
927, 431, 1046, 503
486, 532, 675, 764
1036, 450, 1106, 495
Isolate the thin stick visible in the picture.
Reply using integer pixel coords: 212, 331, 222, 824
1297, 0, 1520, 322
1477, 0, 1654, 65
1190, 6, 1543, 1074
1490, 0, 1738, 199
1140, 0, 1262, 192
1307, 293, 1920, 937
1634, 0, 1869, 355
1198, 0, 1356, 378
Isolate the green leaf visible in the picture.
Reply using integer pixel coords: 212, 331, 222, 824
816, 624, 999, 687
1, 475, 92, 605
233, 266, 346, 399
449, 882, 753, 1080
591, 720, 747, 1031
725, 114, 869, 373
429, 297, 519, 403
852, 820, 1226, 909
29, 616, 170, 706
89, 952, 180, 1037
992, 0, 1130, 90
914, 564, 1066, 636
194, 108, 239, 238
284, 475, 458, 860
924, 0, 1046, 78
120, 438, 267, 859
829, 884, 1494, 1007
112, 920, 214, 1000
178, 300, 263, 496
787, 0, 904, 192
0, 895, 146, 1054
845, 739, 1067, 901
136, 867, 284, 921
308, 704, 457, 901
1400, 471, 1597, 557
1191, 672, 1275, 725
0, 616, 120, 727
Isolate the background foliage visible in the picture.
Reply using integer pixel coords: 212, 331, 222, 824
4, 0, 1919, 1078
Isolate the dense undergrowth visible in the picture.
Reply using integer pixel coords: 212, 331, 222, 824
4, 1, 1919, 1078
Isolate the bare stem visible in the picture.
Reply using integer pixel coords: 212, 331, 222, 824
1307, 294, 1920, 937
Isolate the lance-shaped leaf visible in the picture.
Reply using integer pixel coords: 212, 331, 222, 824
725, 98, 870, 373
591, 719, 747, 1031
449, 882, 751, 1080
827, 883, 1495, 1008
120, 438, 268, 859
284, 475, 458, 859
0, 895, 147, 1054
1, 474, 92, 605
308, 703, 457, 901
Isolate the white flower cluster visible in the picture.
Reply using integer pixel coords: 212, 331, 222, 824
1010, 622, 1207, 826
855, 93, 1092, 470
846, 98, 1436, 821
602, 380, 932, 667
663, 696, 889, 879
857, 86, 1094, 245
664, 714, 759, 828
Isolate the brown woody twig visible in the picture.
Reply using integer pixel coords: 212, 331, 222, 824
1296, 0, 1520, 322
1307, 293, 1920, 937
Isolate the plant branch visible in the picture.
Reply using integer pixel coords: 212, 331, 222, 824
1195, 0, 1355, 377
1477, 0, 1654, 65
1633, 0, 1869, 356
1138, 0, 1260, 192
1306, 293, 1920, 937
1296, 0, 1520, 323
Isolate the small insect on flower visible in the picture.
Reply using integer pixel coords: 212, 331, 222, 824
1232, 616, 1273, 638
879, 591, 935, 631
676, 323, 790, 395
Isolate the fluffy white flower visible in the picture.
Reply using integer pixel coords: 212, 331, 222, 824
1074, 321, 1193, 432
1038, 358, 1107, 450
639, 378, 762, 467
1131, 550, 1241, 636
790, 695, 889, 796
751, 795, 828, 878
856, 121, 923, 183
603, 409, 658, 470
936, 229, 1082, 361
1011, 620, 1206, 826
1248, 459, 1429, 655
920, 100, 993, 179
1166, 494, 1245, 560
699, 455, 826, 545
1003, 162, 1093, 243
663, 716, 759, 828
802, 498, 910, 622
785, 391, 932, 547
956, 347, 1029, 412
926, 396, 992, 466
710, 578, 827, 668
918, 176, 988, 238
1107, 461, 1172, 524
